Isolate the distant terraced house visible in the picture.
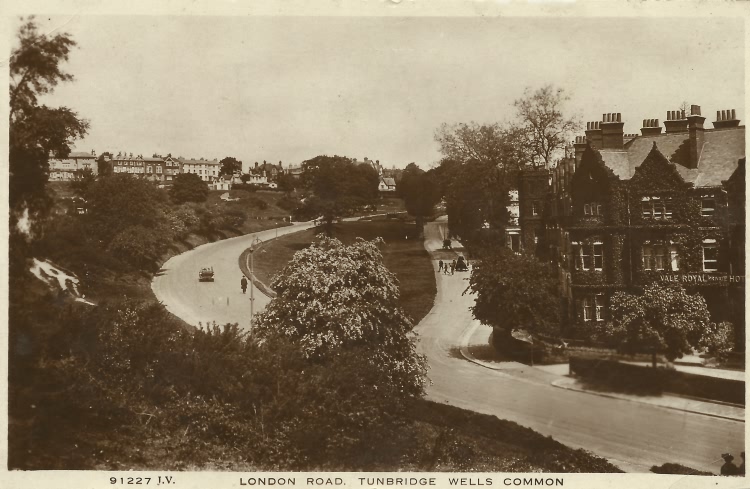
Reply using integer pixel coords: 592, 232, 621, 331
179, 157, 221, 182
104, 152, 171, 183
49, 150, 98, 181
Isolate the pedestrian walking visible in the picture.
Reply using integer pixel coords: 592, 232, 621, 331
438, 260, 444, 273
451, 260, 456, 275
240, 276, 248, 294
721, 453, 739, 476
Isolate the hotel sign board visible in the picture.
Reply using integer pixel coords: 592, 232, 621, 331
659, 273, 745, 284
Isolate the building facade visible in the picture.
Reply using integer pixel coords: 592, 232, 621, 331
49, 150, 98, 181
545, 106, 745, 342
179, 158, 221, 182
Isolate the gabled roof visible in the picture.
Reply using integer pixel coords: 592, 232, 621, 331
596, 126, 744, 188
382, 177, 396, 186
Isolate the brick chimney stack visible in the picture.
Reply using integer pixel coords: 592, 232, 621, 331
713, 109, 741, 129
641, 119, 663, 136
585, 121, 602, 149
686, 105, 705, 170
600, 112, 625, 149
573, 135, 587, 163
663, 109, 688, 133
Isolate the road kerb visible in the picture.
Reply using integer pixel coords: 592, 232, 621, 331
551, 378, 744, 423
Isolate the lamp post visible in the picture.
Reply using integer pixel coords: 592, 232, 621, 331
246, 236, 262, 333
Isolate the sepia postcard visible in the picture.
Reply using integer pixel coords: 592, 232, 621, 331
2, 1, 748, 489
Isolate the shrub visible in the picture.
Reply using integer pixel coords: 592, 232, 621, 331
247, 196, 269, 210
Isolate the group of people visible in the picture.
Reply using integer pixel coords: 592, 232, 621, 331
721, 452, 745, 476
438, 259, 457, 275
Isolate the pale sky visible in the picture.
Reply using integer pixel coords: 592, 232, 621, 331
25, 15, 745, 170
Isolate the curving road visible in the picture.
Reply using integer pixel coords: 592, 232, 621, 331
416, 217, 743, 473
152, 217, 743, 473
152, 221, 316, 329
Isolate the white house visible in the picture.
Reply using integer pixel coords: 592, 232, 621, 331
379, 176, 396, 192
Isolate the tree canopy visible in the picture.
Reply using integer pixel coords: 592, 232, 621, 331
435, 85, 578, 171
170, 172, 209, 204
439, 158, 511, 245
598, 283, 734, 366
397, 163, 441, 237
513, 85, 579, 169
298, 155, 379, 234
219, 156, 242, 177
254, 236, 427, 396
469, 247, 561, 338
9, 17, 89, 235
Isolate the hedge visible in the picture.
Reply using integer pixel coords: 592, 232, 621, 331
569, 356, 745, 405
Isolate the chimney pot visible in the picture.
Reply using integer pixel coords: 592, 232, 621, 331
617, 113, 621, 122
691, 105, 701, 116
717, 110, 721, 121
732, 109, 736, 120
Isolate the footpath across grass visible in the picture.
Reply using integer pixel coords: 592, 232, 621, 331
243, 218, 436, 325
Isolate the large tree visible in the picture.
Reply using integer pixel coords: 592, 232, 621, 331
219, 156, 242, 177
598, 283, 734, 367
397, 163, 441, 238
170, 172, 209, 204
434, 122, 527, 172
84, 174, 171, 269
440, 158, 511, 244
254, 236, 427, 396
469, 247, 561, 341
9, 17, 89, 237
298, 155, 379, 235
513, 85, 580, 169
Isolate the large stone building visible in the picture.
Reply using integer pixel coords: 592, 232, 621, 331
543, 106, 745, 342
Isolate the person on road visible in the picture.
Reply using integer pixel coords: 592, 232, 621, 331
241, 276, 248, 294
450, 260, 456, 275
438, 260, 444, 273
721, 453, 739, 476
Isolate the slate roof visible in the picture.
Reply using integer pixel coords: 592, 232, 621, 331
597, 126, 745, 188
382, 177, 396, 187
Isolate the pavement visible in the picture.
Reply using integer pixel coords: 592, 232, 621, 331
461, 319, 745, 423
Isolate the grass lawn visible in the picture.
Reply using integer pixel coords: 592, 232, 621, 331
242, 217, 436, 325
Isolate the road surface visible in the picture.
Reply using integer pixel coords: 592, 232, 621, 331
152, 221, 316, 329
416, 217, 743, 473
152, 216, 744, 473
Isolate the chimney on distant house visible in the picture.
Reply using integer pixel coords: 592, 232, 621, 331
600, 112, 624, 149
585, 121, 602, 149
641, 119, 662, 136
686, 105, 705, 170
663, 109, 688, 133
255, 162, 259, 169
713, 109, 741, 129
573, 135, 587, 163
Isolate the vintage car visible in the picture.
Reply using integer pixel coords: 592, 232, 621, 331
198, 267, 215, 282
